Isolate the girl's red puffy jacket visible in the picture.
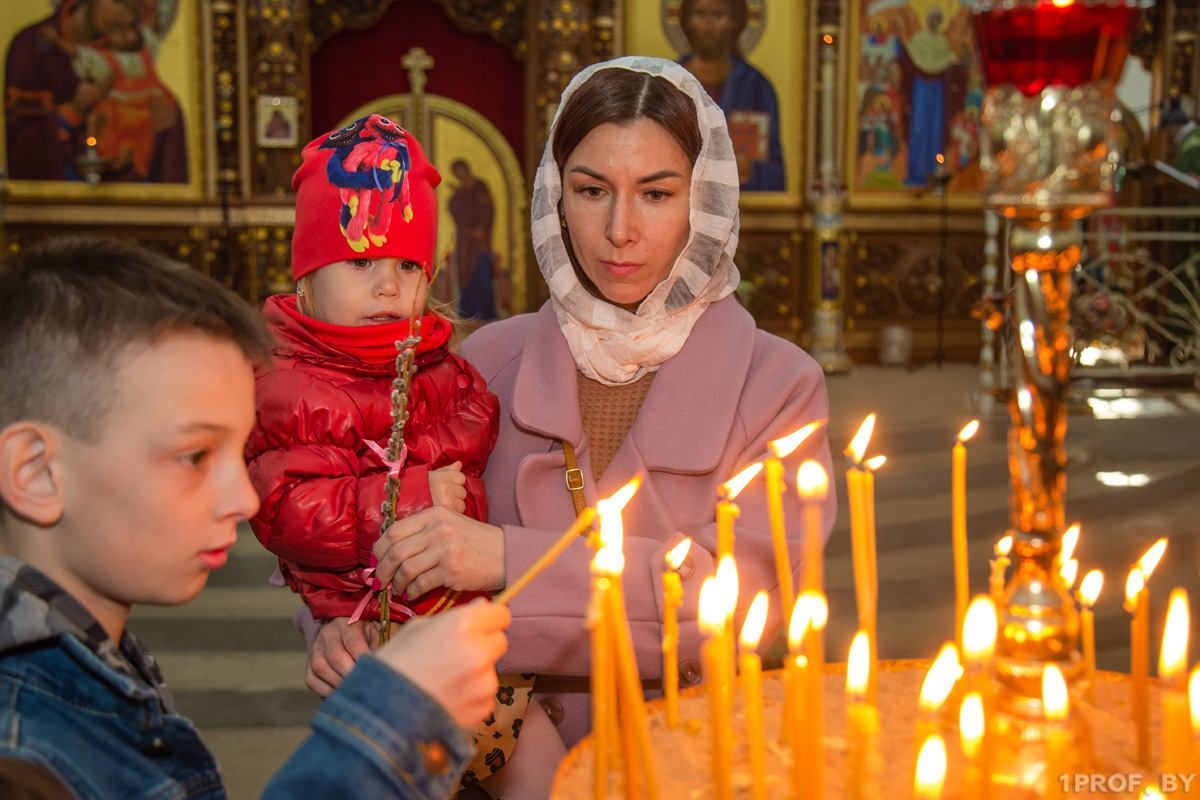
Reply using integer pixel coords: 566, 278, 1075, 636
247, 295, 500, 621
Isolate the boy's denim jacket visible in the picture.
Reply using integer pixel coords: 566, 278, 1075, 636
0, 557, 474, 799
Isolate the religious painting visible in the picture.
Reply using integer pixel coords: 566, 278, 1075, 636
626, 0, 804, 207
1, 0, 204, 200
258, 95, 298, 148
337, 94, 528, 320
819, 239, 842, 301
847, 0, 984, 206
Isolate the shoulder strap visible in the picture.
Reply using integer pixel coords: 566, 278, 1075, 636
562, 440, 586, 518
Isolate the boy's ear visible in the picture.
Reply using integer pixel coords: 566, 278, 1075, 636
0, 422, 65, 527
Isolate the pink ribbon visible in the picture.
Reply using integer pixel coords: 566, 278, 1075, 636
347, 565, 416, 625
365, 440, 407, 478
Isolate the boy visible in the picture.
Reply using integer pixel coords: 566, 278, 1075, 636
0, 236, 508, 799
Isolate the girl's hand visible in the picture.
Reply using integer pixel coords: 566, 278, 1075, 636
305, 616, 379, 697
373, 506, 506, 598
428, 460, 467, 514
375, 599, 510, 728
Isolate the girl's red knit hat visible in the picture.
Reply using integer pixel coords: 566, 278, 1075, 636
291, 115, 441, 282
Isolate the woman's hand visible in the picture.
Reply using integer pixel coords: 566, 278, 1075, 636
305, 616, 378, 697
427, 460, 467, 513
373, 506, 506, 598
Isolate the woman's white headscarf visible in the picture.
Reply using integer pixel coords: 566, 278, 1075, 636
531, 56, 741, 386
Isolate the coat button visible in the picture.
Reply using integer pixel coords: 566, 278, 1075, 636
421, 741, 451, 776
541, 696, 564, 726
142, 736, 172, 758
679, 659, 702, 687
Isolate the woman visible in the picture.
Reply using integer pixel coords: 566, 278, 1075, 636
306, 56, 835, 798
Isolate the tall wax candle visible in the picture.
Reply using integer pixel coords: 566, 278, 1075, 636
862, 454, 885, 704
782, 595, 812, 745
845, 416, 875, 646
699, 579, 732, 800
767, 423, 819, 617
952, 421, 979, 651
1127, 568, 1151, 769
662, 539, 690, 730
1190, 668, 1200, 777
846, 632, 882, 800
1160, 590, 1193, 793
589, 560, 615, 800
740, 593, 769, 800
718, 463, 762, 560
1043, 665, 1071, 800
796, 462, 828, 597
802, 592, 827, 800
1077, 570, 1103, 705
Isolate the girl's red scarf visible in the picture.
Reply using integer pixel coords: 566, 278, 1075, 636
278, 294, 452, 366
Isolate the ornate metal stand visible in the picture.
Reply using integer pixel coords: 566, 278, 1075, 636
973, 1, 1142, 793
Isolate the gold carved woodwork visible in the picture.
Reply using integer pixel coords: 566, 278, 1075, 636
734, 230, 805, 339
247, 0, 310, 198
849, 234, 983, 322
308, 0, 527, 59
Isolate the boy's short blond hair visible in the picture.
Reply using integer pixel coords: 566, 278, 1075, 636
0, 236, 272, 443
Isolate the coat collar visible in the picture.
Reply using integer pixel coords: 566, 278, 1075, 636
510, 296, 754, 475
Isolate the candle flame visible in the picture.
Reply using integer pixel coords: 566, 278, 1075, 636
995, 536, 1013, 557
770, 422, 820, 458
787, 593, 812, 651
1060, 524, 1080, 564
1160, 589, 1190, 682
597, 478, 640, 551
666, 539, 691, 570
740, 592, 769, 649
959, 693, 984, 758
1060, 559, 1078, 590
847, 632, 870, 694
698, 577, 723, 632
723, 462, 763, 499
1126, 568, 1145, 605
920, 643, 962, 711
796, 460, 828, 499
593, 546, 624, 575
1051, 0, 1073, 7
716, 555, 738, 619
962, 596, 998, 662
958, 420, 979, 442
1190, 666, 1200, 730
914, 735, 947, 795
846, 414, 876, 463
810, 591, 828, 630
1042, 664, 1068, 721
86, 136, 98, 147
866, 455, 887, 470
1138, 538, 1168, 579
1140, 787, 1165, 800
1079, 570, 1103, 606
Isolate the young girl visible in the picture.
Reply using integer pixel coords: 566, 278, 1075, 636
246, 115, 529, 793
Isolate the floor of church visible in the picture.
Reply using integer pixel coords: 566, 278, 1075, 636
129, 362, 1200, 798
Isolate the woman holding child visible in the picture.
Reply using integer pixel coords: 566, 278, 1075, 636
308, 56, 835, 798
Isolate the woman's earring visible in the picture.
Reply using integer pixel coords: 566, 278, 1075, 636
296, 285, 305, 296
559, 214, 568, 229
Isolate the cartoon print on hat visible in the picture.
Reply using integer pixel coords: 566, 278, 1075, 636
319, 114, 415, 253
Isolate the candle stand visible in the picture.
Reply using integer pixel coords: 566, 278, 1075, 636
973, 0, 1144, 793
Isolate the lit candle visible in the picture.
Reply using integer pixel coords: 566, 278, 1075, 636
846, 632, 882, 800
802, 591, 827, 800
597, 480, 659, 800
1129, 538, 1167, 769
662, 539, 690, 730
989, 536, 1012, 602
952, 420, 979, 650
781, 594, 811, 746
959, 692, 988, 800
1059, 523, 1080, 566
590, 549, 618, 799
1190, 667, 1200, 774
962, 596, 998, 680
767, 423, 820, 616
1160, 590, 1193, 791
863, 454, 885, 671
916, 643, 962, 747
1060, 559, 1078, 591
914, 735, 946, 800
1043, 665, 1071, 800
700, 578, 732, 800
718, 463, 762, 560
1077, 570, 1103, 705
845, 415, 876, 645
796, 461, 827, 598
716, 554, 740, 707
740, 592, 769, 800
